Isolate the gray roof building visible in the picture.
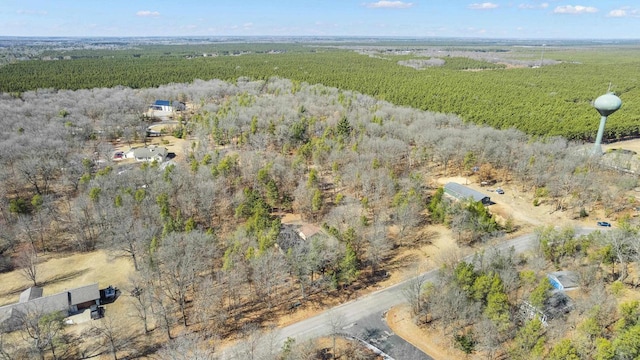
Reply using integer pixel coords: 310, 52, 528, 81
444, 182, 491, 205
69, 283, 100, 307
547, 271, 579, 291
132, 146, 168, 163
19, 287, 43, 303
0, 283, 100, 332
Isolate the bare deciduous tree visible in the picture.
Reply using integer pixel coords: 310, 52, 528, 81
402, 272, 427, 316
17, 306, 66, 360
326, 309, 346, 359
155, 332, 216, 360
17, 244, 39, 286
88, 312, 134, 360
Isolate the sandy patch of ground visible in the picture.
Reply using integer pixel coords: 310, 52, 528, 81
603, 139, 640, 154
437, 175, 591, 232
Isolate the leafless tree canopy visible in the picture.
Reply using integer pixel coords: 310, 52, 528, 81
0, 76, 634, 358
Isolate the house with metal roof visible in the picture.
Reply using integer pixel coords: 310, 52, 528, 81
68, 283, 101, 313
547, 271, 579, 291
0, 283, 101, 332
149, 100, 173, 112
443, 182, 491, 205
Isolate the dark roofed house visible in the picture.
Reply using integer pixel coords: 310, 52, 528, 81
443, 182, 491, 205
0, 292, 68, 332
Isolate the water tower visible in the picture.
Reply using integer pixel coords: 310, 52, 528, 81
592, 92, 622, 155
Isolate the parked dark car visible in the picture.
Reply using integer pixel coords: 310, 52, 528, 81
597, 221, 612, 227
496, 188, 505, 195
90, 305, 104, 320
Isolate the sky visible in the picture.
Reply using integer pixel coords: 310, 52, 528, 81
1, 0, 639, 39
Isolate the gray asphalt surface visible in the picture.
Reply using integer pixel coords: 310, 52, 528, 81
221, 227, 597, 359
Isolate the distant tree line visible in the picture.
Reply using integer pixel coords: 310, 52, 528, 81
0, 46, 639, 140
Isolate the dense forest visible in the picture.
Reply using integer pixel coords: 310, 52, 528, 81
1, 42, 639, 140
0, 74, 639, 358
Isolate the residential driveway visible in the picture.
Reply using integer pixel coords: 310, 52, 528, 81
343, 311, 433, 360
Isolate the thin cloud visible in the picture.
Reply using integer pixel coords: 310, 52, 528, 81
365, 1, 414, 9
136, 10, 161, 17
16, 9, 48, 15
608, 7, 640, 18
553, 5, 598, 14
518, 2, 549, 9
468, 3, 499, 10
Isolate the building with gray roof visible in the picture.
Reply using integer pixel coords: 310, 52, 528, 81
132, 146, 168, 163
19, 286, 43, 303
0, 283, 100, 332
443, 182, 491, 205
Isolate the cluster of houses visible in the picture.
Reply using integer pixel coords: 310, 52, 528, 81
112, 99, 182, 164
442, 182, 579, 326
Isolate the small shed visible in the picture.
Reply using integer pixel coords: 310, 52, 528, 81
443, 182, 491, 205
547, 271, 579, 291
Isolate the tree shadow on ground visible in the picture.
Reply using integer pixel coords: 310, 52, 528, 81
361, 327, 382, 339
0, 268, 89, 301
387, 253, 421, 271
0, 285, 30, 300
39, 268, 91, 287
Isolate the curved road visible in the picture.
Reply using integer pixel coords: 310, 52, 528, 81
222, 227, 596, 359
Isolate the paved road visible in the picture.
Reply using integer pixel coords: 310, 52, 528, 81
222, 227, 597, 359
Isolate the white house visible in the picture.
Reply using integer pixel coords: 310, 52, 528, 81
149, 100, 173, 112
131, 146, 168, 163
